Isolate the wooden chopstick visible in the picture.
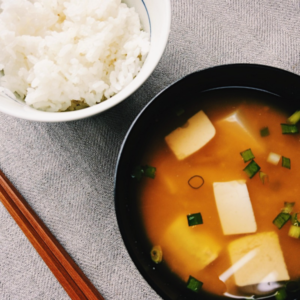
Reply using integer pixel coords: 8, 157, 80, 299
0, 169, 104, 300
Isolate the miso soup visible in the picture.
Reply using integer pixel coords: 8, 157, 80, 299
130, 89, 300, 299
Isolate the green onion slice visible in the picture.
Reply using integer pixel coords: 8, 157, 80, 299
260, 127, 270, 137
240, 149, 255, 162
131, 165, 156, 180
275, 288, 287, 300
13, 91, 24, 100
131, 165, 144, 180
188, 175, 204, 189
150, 245, 163, 264
187, 213, 203, 226
273, 212, 291, 229
282, 202, 295, 214
186, 275, 203, 293
259, 171, 268, 184
281, 123, 299, 134
0, 69, 4, 76
243, 160, 260, 178
288, 225, 300, 239
288, 111, 300, 124
282, 156, 291, 169
290, 212, 300, 226
143, 165, 156, 179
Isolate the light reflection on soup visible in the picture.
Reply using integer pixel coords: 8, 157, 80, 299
135, 91, 300, 299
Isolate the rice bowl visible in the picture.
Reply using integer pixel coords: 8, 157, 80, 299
0, 0, 171, 121
0, 0, 150, 112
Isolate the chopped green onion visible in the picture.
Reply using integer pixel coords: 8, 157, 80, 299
282, 202, 295, 214
150, 245, 163, 264
143, 165, 156, 179
131, 165, 144, 180
290, 213, 300, 238
259, 171, 268, 184
275, 288, 287, 300
0, 69, 4, 76
291, 213, 300, 226
131, 165, 156, 180
187, 213, 203, 226
13, 91, 22, 100
240, 149, 255, 162
282, 156, 291, 169
288, 111, 300, 124
260, 127, 270, 137
273, 213, 291, 229
281, 123, 299, 134
243, 160, 260, 178
188, 175, 204, 189
288, 225, 300, 239
186, 275, 203, 292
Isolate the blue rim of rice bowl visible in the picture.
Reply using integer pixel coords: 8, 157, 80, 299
141, 0, 151, 36
0, 88, 25, 106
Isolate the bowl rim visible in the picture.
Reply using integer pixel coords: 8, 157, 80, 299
0, 0, 172, 122
115, 62, 300, 162
114, 63, 300, 300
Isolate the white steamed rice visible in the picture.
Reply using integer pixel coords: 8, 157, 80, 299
0, 0, 150, 112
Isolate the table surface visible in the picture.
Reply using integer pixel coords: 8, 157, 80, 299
1, 1, 300, 299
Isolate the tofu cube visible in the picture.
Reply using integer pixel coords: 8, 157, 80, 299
163, 216, 221, 271
165, 110, 216, 160
228, 232, 290, 286
216, 110, 264, 154
213, 180, 257, 235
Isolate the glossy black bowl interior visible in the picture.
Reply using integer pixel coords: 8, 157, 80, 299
114, 64, 300, 300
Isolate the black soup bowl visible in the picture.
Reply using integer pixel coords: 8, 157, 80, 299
114, 64, 300, 300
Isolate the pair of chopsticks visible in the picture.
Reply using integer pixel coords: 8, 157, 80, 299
0, 169, 104, 300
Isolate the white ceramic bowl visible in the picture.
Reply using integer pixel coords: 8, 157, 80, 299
0, 0, 171, 122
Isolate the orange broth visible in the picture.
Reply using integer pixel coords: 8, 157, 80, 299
135, 90, 300, 298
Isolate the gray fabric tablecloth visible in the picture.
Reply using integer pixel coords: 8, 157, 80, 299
1, 1, 300, 299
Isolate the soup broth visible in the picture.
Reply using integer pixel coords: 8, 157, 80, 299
132, 89, 300, 299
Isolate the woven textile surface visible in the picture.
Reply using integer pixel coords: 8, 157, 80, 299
1, 0, 300, 299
